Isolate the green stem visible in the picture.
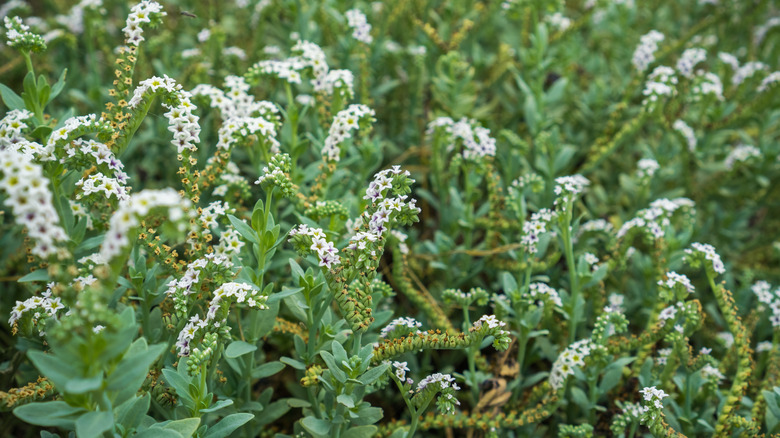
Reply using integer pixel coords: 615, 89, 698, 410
462, 306, 479, 402
560, 201, 580, 343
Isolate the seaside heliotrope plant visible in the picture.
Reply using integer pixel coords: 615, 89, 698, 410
1, 0, 779, 437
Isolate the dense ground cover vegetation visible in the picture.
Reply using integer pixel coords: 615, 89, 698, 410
1, 0, 779, 436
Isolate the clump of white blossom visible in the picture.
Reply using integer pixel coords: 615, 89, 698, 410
99, 189, 191, 261
9, 284, 65, 333
288, 225, 341, 269
676, 48, 707, 78
0, 150, 68, 258
673, 119, 697, 152
684, 242, 726, 274
732, 61, 767, 86
632, 30, 664, 72
520, 208, 556, 254
122, 0, 165, 46
643, 66, 678, 105
617, 198, 695, 241
724, 144, 761, 170
636, 158, 660, 179
176, 282, 268, 356
550, 339, 594, 390
128, 75, 202, 156
322, 104, 376, 161
380, 317, 423, 338
427, 117, 497, 160
751, 281, 780, 327
345, 8, 373, 44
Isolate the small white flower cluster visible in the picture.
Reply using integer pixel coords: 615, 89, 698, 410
751, 281, 780, 327
547, 12, 571, 31
617, 198, 695, 241
527, 283, 563, 307
632, 30, 664, 72
63, 139, 128, 184
701, 364, 725, 384
9, 285, 65, 331
3, 16, 44, 49
636, 158, 660, 179
223, 46, 247, 60
211, 160, 248, 197
0, 109, 33, 152
754, 17, 780, 45
416, 373, 460, 414
658, 303, 682, 326
322, 104, 375, 161
380, 316, 423, 338
520, 208, 555, 254
643, 66, 678, 105
473, 314, 508, 331
192, 76, 280, 121
56, 0, 104, 35
550, 339, 593, 390
606, 293, 625, 313
676, 48, 707, 79
197, 201, 229, 230
757, 341, 773, 353
577, 218, 614, 237
553, 175, 589, 211
99, 188, 191, 261
122, 0, 165, 46
166, 254, 233, 299
732, 61, 767, 86
684, 242, 725, 274
658, 272, 695, 294
128, 76, 202, 156
176, 282, 267, 356
215, 227, 245, 256
672, 119, 696, 152
319, 69, 355, 98
427, 117, 497, 160
724, 143, 761, 170
345, 8, 373, 44
640, 386, 668, 410
691, 71, 724, 101
758, 71, 780, 92
289, 224, 341, 269
718, 52, 739, 70
45, 114, 105, 158
0, 150, 68, 258
391, 361, 412, 384
656, 347, 672, 365
216, 116, 280, 153
75, 172, 129, 202
390, 229, 410, 254
621, 402, 646, 419
355, 167, 420, 249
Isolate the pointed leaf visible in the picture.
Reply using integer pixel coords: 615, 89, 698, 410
202, 413, 254, 438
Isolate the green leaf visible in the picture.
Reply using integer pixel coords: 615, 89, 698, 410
200, 399, 233, 414
337, 394, 355, 408
267, 286, 303, 304
320, 351, 346, 383
106, 341, 166, 405
48, 69, 67, 104
162, 368, 195, 407
65, 375, 102, 394
154, 418, 201, 437
0, 83, 25, 110
351, 406, 383, 426
301, 416, 331, 436
224, 340, 257, 359
570, 386, 590, 411
358, 362, 390, 386
135, 429, 183, 438
18, 269, 49, 283
280, 356, 306, 370
115, 394, 151, 431
27, 350, 79, 390
765, 390, 780, 419
343, 425, 378, 438
228, 214, 259, 244
286, 398, 311, 408
332, 341, 348, 363
251, 361, 285, 379
75, 411, 113, 438
202, 413, 254, 438
14, 401, 86, 429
